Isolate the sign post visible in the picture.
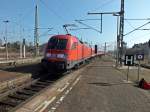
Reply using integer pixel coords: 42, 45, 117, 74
137, 60, 140, 81
127, 65, 129, 81
124, 55, 134, 81
136, 54, 144, 81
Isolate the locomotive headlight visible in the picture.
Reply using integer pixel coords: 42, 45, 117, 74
46, 53, 51, 57
57, 54, 67, 59
57, 54, 65, 58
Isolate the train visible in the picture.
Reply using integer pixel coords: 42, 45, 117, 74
41, 34, 103, 72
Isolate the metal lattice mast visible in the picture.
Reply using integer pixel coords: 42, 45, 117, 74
3, 20, 9, 60
34, 4, 39, 56
119, 0, 124, 65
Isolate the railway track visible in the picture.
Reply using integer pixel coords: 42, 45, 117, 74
0, 71, 69, 112
134, 63, 150, 69
140, 64, 150, 69
0, 56, 98, 112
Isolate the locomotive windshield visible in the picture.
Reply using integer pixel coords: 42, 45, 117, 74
47, 37, 68, 50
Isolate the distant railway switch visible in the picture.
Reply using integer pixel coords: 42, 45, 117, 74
124, 55, 134, 66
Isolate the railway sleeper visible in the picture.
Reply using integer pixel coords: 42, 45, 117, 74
31, 84, 47, 88
0, 100, 18, 107
14, 93, 30, 99
24, 88, 41, 92
16, 90, 35, 96
8, 94, 27, 101
0, 105, 11, 112
36, 81, 52, 85
39, 80, 54, 84
4, 97, 22, 104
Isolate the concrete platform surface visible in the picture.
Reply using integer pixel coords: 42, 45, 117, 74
47, 60, 150, 112
0, 56, 42, 66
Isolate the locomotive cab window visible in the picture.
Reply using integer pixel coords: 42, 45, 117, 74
71, 42, 77, 49
47, 37, 68, 50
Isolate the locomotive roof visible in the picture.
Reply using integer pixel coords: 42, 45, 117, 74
50, 34, 86, 44
49, 34, 92, 48
51, 34, 81, 40
52, 34, 75, 38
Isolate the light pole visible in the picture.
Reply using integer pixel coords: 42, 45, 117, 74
3, 20, 9, 60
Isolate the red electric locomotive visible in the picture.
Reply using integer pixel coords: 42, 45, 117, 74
41, 34, 96, 71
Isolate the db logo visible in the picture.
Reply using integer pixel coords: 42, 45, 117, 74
136, 54, 144, 60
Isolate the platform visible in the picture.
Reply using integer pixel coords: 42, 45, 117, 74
0, 56, 42, 66
0, 70, 31, 94
46, 59, 150, 112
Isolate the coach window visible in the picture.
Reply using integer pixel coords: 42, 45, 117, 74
71, 42, 77, 49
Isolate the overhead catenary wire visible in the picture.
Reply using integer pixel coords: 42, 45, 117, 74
124, 18, 150, 21
55, 0, 76, 20
90, 0, 116, 12
126, 31, 150, 44
70, 19, 101, 31
39, 0, 66, 23
75, 20, 101, 33
124, 21, 150, 36
124, 18, 150, 31
0, 6, 35, 43
75, 19, 102, 21
19, 7, 35, 22
137, 28, 150, 30
39, 29, 52, 37
70, 28, 91, 31
125, 19, 136, 29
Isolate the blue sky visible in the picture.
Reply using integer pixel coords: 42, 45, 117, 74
0, 0, 150, 49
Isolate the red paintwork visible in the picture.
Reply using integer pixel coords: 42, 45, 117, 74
44, 34, 103, 69
143, 82, 150, 90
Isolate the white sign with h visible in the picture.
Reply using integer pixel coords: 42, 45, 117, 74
125, 55, 134, 66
